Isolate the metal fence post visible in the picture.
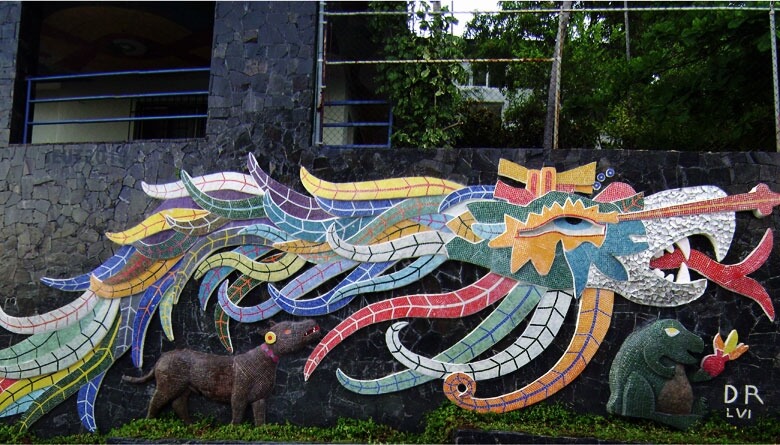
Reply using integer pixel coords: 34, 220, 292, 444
313, 0, 326, 148
544, 1, 572, 150
770, 0, 780, 152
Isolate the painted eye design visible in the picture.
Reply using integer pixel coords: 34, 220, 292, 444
512, 198, 619, 236
550, 216, 606, 236
664, 327, 680, 337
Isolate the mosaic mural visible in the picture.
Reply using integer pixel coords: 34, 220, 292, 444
0, 154, 776, 431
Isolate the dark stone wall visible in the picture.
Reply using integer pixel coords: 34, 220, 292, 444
0, 141, 205, 315
208, 1, 317, 185
0, 2, 20, 146
0, 0, 777, 439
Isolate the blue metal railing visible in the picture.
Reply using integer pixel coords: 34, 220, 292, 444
321, 99, 393, 149
23, 67, 210, 143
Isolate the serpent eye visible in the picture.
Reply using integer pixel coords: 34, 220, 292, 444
664, 327, 680, 337
512, 198, 618, 235
550, 216, 606, 236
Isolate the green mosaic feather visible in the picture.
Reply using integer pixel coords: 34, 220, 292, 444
181, 170, 266, 220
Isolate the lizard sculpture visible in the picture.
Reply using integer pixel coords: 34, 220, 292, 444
606, 319, 746, 430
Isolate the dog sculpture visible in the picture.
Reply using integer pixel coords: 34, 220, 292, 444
122, 319, 321, 425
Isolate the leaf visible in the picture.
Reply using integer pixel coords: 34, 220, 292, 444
712, 332, 725, 351
723, 329, 739, 353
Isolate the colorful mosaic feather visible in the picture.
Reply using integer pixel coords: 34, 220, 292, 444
76, 371, 104, 432
0, 290, 99, 335
0, 299, 118, 379
40, 245, 137, 292
199, 245, 271, 309
142, 171, 263, 199
105, 209, 210, 245
337, 283, 544, 394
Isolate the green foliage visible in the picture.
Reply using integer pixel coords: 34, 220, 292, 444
457, 103, 510, 147
5, 402, 779, 443
464, 1, 777, 151
369, 1, 467, 149
0, 423, 27, 444
605, 5, 774, 151
421, 402, 780, 444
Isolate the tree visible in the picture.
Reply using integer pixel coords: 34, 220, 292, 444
368, 1, 467, 149
465, 1, 777, 151
604, 5, 775, 151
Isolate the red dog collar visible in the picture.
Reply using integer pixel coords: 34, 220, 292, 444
259, 343, 279, 364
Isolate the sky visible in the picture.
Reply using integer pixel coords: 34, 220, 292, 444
448, 0, 497, 36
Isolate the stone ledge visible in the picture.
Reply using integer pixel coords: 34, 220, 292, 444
453, 429, 630, 444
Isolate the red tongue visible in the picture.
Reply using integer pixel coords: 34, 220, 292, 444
649, 229, 775, 321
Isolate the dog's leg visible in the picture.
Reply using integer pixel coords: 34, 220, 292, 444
251, 399, 266, 426
171, 390, 192, 424
230, 391, 249, 424
147, 388, 171, 419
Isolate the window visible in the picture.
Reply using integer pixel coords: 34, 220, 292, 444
12, 2, 215, 144
316, 2, 393, 149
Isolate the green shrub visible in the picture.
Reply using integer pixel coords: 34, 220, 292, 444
8, 402, 779, 444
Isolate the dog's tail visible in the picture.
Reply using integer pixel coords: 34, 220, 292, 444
122, 368, 155, 384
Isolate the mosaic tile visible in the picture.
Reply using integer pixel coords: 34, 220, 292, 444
0, 299, 117, 379
40, 245, 137, 292
133, 231, 199, 260
142, 172, 263, 200
165, 212, 231, 236
263, 192, 338, 242
248, 153, 332, 220
131, 263, 180, 368
214, 275, 264, 352
606, 320, 749, 430
337, 283, 543, 394
76, 372, 104, 432
0, 290, 98, 335
198, 244, 270, 309
300, 166, 464, 200
105, 208, 211, 245
315, 196, 404, 218
304, 273, 517, 378
386, 288, 570, 381
438, 185, 496, 213
271, 261, 396, 316
180, 170, 266, 220
443, 288, 613, 413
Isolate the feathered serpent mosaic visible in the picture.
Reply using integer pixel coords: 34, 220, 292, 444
0, 154, 776, 431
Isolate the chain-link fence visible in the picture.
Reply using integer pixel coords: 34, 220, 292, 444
314, 1, 780, 151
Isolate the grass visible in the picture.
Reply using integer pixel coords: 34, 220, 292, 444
1, 402, 777, 444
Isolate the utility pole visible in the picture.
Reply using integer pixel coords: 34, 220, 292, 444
624, 0, 631, 60
543, 1, 572, 150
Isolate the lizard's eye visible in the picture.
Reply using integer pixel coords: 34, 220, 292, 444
664, 327, 680, 337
